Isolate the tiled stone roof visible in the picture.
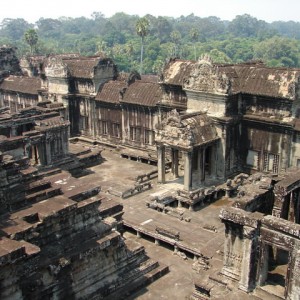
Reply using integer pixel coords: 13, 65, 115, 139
163, 58, 300, 100
161, 59, 195, 86
0, 76, 41, 95
121, 81, 163, 107
63, 56, 114, 79
95, 80, 127, 104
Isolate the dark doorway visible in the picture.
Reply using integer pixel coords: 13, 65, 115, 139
265, 246, 289, 298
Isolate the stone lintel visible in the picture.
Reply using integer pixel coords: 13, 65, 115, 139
219, 207, 263, 228
262, 215, 300, 238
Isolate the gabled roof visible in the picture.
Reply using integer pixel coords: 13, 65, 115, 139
233, 64, 300, 100
161, 59, 195, 86
35, 116, 70, 131
0, 76, 41, 95
62, 56, 114, 79
121, 81, 163, 107
95, 80, 127, 104
162, 57, 300, 100
155, 110, 219, 150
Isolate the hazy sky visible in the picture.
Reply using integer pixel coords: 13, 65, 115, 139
1, 0, 299, 23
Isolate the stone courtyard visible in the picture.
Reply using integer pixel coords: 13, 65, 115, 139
64, 141, 281, 299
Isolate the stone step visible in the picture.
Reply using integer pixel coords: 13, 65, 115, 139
25, 186, 62, 203
252, 286, 285, 300
25, 180, 51, 195
39, 168, 61, 178
104, 261, 169, 300
71, 148, 92, 156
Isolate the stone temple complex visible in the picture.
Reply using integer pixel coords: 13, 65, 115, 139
0, 45, 300, 299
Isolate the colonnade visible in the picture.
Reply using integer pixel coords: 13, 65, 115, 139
157, 144, 216, 191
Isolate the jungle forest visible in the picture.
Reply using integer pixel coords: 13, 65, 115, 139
1, 12, 300, 74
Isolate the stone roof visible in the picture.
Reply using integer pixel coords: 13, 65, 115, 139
95, 80, 127, 104
155, 110, 219, 150
141, 75, 159, 83
0, 76, 41, 95
35, 116, 70, 131
161, 59, 195, 86
233, 64, 300, 100
62, 56, 114, 79
121, 81, 163, 107
163, 57, 300, 100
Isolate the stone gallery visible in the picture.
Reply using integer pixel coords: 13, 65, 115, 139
0, 45, 300, 299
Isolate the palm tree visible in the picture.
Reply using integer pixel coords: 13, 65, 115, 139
190, 28, 199, 61
170, 30, 181, 57
135, 17, 149, 74
24, 29, 38, 54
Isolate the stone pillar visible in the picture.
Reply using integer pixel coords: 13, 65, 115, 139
137, 231, 141, 238
172, 149, 179, 179
221, 222, 243, 281
296, 189, 300, 224
10, 126, 17, 137
121, 108, 126, 143
37, 143, 46, 166
257, 242, 269, 286
289, 191, 295, 222
238, 226, 259, 292
157, 145, 166, 184
272, 185, 286, 218
289, 250, 300, 299
197, 148, 202, 184
45, 140, 52, 165
210, 145, 217, 178
201, 147, 206, 182
62, 128, 69, 155
184, 151, 192, 191
155, 239, 160, 246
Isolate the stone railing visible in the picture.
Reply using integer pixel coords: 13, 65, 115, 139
135, 170, 158, 183
155, 226, 180, 241
121, 182, 152, 199
176, 186, 218, 205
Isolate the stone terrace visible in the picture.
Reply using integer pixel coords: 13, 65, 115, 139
70, 143, 266, 299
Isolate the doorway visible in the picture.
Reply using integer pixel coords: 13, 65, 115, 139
263, 245, 289, 298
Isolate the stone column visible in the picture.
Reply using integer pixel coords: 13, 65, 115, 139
10, 126, 17, 137
201, 148, 206, 182
210, 145, 217, 178
289, 250, 300, 299
221, 222, 243, 281
62, 128, 69, 155
172, 149, 179, 179
257, 242, 269, 286
197, 148, 202, 184
45, 139, 52, 165
91, 99, 96, 139
184, 151, 192, 191
121, 107, 126, 143
272, 185, 286, 218
37, 143, 46, 166
157, 145, 166, 184
239, 226, 259, 292
289, 191, 295, 222
296, 189, 300, 224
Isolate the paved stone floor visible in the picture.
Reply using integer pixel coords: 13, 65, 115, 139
63, 145, 266, 299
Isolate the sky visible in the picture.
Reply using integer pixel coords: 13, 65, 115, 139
1, 0, 300, 24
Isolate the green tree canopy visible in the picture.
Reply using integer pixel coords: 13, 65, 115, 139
24, 29, 38, 54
